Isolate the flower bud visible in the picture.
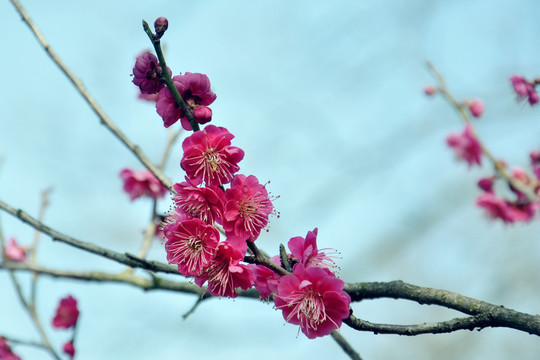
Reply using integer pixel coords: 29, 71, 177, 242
424, 85, 437, 96
154, 17, 168, 37
467, 98, 484, 118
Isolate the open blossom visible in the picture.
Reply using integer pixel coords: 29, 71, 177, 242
172, 180, 225, 224
223, 174, 273, 242
52, 295, 79, 329
194, 241, 252, 298
119, 168, 167, 201
274, 264, 350, 339
132, 52, 171, 95
180, 125, 244, 186
287, 228, 336, 270
156, 72, 217, 129
446, 124, 482, 167
510, 75, 539, 106
4, 238, 27, 262
164, 219, 220, 276
63, 341, 75, 359
476, 192, 535, 223
467, 98, 484, 118
0, 338, 21, 360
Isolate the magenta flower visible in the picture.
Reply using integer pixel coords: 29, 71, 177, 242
52, 295, 79, 329
467, 98, 484, 118
223, 174, 273, 241
63, 341, 75, 359
248, 262, 281, 299
194, 241, 253, 298
274, 264, 350, 339
132, 52, 170, 95
287, 228, 337, 270
154, 17, 168, 37
164, 219, 220, 276
172, 180, 225, 225
0, 338, 21, 360
156, 72, 217, 129
477, 177, 495, 193
446, 124, 482, 167
180, 125, 244, 186
510, 75, 539, 105
119, 168, 167, 201
530, 150, 540, 180
4, 237, 27, 262
475, 192, 535, 223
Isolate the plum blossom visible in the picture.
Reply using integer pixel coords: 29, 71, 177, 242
467, 98, 484, 118
510, 75, 539, 106
446, 124, 482, 167
223, 174, 273, 242
164, 219, 220, 276
132, 52, 171, 95
119, 168, 167, 201
4, 238, 27, 262
274, 264, 350, 339
194, 242, 252, 298
476, 193, 535, 223
287, 228, 336, 270
154, 17, 168, 37
180, 125, 244, 186
0, 337, 21, 360
172, 180, 225, 225
52, 295, 79, 329
249, 261, 281, 299
423, 85, 437, 96
156, 72, 217, 129
63, 341, 75, 359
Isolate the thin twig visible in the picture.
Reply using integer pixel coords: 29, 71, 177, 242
30, 187, 52, 307
0, 199, 180, 275
330, 330, 362, 360
8, 0, 173, 191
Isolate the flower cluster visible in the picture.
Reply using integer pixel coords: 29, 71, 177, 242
129, 17, 350, 339
446, 124, 483, 167
475, 159, 540, 223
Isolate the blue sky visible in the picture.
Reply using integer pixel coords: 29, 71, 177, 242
1, 1, 540, 359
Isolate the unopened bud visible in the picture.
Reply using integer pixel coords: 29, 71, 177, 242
154, 17, 169, 37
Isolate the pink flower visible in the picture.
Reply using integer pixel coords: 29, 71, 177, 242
446, 124, 482, 167
172, 180, 225, 225
194, 242, 253, 298
0, 338, 21, 360
52, 295, 79, 329
180, 125, 244, 186
424, 85, 437, 96
530, 150, 540, 181
154, 17, 168, 37
274, 264, 350, 339
156, 73, 217, 129
467, 98, 484, 118
223, 175, 273, 242
132, 52, 170, 95
137, 90, 159, 102
475, 192, 535, 223
287, 228, 336, 270
248, 262, 281, 299
164, 219, 220, 276
119, 168, 167, 201
4, 238, 27, 262
510, 75, 539, 106
63, 341, 75, 359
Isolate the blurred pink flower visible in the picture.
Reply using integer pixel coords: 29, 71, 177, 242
467, 98, 484, 118
52, 295, 79, 329
4, 238, 27, 262
119, 168, 167, 201
0, 337, 21, 360
446, 124, 482, 167
510, 75, 539, 106
63, 341, 75, 359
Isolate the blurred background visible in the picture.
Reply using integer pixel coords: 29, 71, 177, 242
1, 0, 540, 359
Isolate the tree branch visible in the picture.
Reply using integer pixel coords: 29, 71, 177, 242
345, 281, 540, 336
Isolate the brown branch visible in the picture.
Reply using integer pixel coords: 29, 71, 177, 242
330, 330, 362, 360
345, 281, 540, 336
8, 0, 173, 191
